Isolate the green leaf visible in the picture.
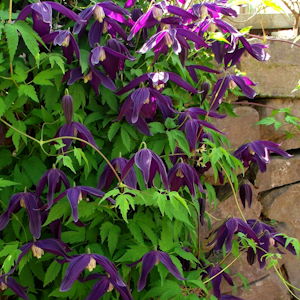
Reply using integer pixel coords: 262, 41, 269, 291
0, 178, 20, 189
0, 97, 7, 117
108, 225, 121, 255
43, 200, 70, 226
33, 69, 62, 86
121, 127, 131, 152
115, 194, 130, 222
2, 249, 22, 273
4, 23, 19, 62
108, 122, 120, 141
59, 155, 76, 174
18, 84, 39, 102
167, 130, 190, 156
6, 120, 27, 150
49, 54, 66, 74
44, 261, 61, 287
149, 122, 165, 134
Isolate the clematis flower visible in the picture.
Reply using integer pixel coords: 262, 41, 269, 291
64, 67, 116, 94
191, 2, 237, 19
60, 254, 128, 293
73, 2, 130, 45
212, 218, 259, 252
0, 275, 28, 300
168, 163, 204, 195
51, 186, 113, 222
85, 274, 133, 300
61, 94, 74, 123
90, 41, 135, 79
234, 141, 292, 172
210, 75, 256, 111
208, 265, 234, 299
187, 65, 221, 83
138, 27, 208, 58
36, 168, 70, 207
98, 157, 137, 189
54, 121, 97, 152
42, 30, 80, 64
0, 192, 41, 239
130, 250, 185, 291
17, 1, 84, 36
122, 149, 169, 189
239, 183, 252, 208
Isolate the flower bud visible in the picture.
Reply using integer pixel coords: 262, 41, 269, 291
86, 257, 97, 272
94, 6, 105, 22
31, 244, 44, 259
62, 94, 74, 123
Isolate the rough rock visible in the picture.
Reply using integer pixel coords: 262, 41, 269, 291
257, 98, 300, 150
239, 39, 300, 98
255, 155, 300, 192
213, 106, 260, 150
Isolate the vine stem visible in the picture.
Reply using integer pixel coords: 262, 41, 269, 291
0, 118, 122, 185
218, 161, 246, 222
8, 0, 13, 23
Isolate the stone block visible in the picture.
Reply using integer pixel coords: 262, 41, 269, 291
239, 39, 300, 98
255, 155, 300, 192
257, 98, 300, 150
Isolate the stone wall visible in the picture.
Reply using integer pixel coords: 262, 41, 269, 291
210, 38, 300, 299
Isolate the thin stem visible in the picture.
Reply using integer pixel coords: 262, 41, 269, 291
8, 0, 13, 23
248, 34, 300, 48
218, 161, 246, 222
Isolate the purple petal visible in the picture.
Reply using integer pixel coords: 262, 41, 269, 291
88, 21, 103, 47
35, 238, 70, 257
5, 277, 29, 300
167, 72, 198, 93
85, 277, 109, 300
158, 251, 185, 280
138, 251, 157, 291
131, 88, 150, 123
231, 75, 256, 99
0, 194, 21, 230
116, 74, 149, 95
239, 183, 252, 208
210, 77, 231, 111
23, 193, 41, 239
66, 188, 81, 222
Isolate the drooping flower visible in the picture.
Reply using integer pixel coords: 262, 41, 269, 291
54, 121, 97, 152
64, 67, 116, 94
17, 1, 84, 37
60, 254, 128, 293
61, 94, 74, 124
234, 141, 292, 172
187, 65, 221, 83
191, 2, 238, 19
0, 192, 41, 239
122, 149, 169, 189
51, 186, 113, 222
239, 183, 252, 208
90, 41, 135, 79
42, 30, 80, 64
98, 157, 137, 189
0, 275, 28, 300
36, 168, 70, 207
208, 265, 234, 299
130, 250, 185, 291
168, 163, 204, 195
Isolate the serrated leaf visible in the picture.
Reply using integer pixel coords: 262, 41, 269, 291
59, 156, 76, 174
115, 194, 130, 222
49, 54, 65, 74
108, 122, 120, 141
33, 69, 62, 86
121, 127, 131, 152
44, 261, 61, 287
18, 84, 39, 102
43, 200, 70, 226
4, 23, 19, 62
108, 225, 121, 255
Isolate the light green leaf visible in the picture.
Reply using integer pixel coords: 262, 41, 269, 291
49, 54, 66, 74
18, 84, 39, 102
59, 155, 76, 174
116, 194, 130, 222
4, 23, 19, 62
44, 261, 61, 287
0, 178, 20, 189
33, 69, 62, 86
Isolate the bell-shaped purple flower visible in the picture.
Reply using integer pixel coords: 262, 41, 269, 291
17, 1, 84, 37
0, 275, 28, 300
42, 30, 80, 64
60, 254, 127, 293
62, 94, 74, 124
191, 2, 237, 19
90, 42, 135, 79
234, 140, 292, 172
98, 157, 137, 189
0, 192, 41, 239
130, 250, 185, 291
168, 163, 204, 196
64, 67, 116, 94
239, 183, 252, 208
52, 186, 112, 222
36, 168, 70, 207
122, 149, 169, 189
208, 264, 234, 299
54, 121, 97, 152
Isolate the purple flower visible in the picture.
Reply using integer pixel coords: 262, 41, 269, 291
187, 65, 221, 83
125, 0, 136, 8
234, 141, 292, 172
52, 186, 112, 222
210, 75, 256, 111
64, 67, 116, 94
17, 1, 84, 36
54, 121, 97, 152
122, 149, 168, 189
168, 163, 204, 195
239, 183, 252, 208
60, 254, 128, 293
130, 250, 185, 291
208, 265, 234, 299
73, 2, 130, 45
212, 218, 259, 252
0, 275, 28, 300
90, 41, 135, 79
0, 192, 41, 239
191, 2, 238, 19
98, 157, 137, 189
36, 168, 70, 207
62, 94, 74, 124
138, 27, 208, 58
42, 30, 80, 64
85, 274, 133, 300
